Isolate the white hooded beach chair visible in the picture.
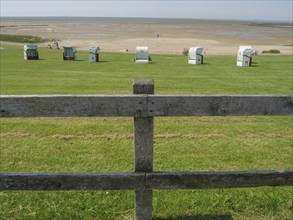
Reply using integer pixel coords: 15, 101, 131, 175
24, 44, 39, 60
135, 46, 149, 64
237, 46, 253, 67
89, 46, 101, 62
188, 47, 203, 65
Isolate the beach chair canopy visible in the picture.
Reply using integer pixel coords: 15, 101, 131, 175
63, 46, 77, 57
88, 46, 100, 62
89, 46, 101, 54
24, 44, 38, 51
242, 48, 254, 57
188, 47, 203, 60
237, 45, 254, 67
136, 46, 148, 60
24, 44, 38, 57
237, 46, 254, 62
239, 46, 252, 51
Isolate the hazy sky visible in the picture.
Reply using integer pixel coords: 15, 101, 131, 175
1, 0, 292, 22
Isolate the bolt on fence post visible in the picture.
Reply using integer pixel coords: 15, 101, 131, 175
133, 79, 154, 220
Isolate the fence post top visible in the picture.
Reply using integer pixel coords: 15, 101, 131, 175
133, 79, 154, 85
133, 79, 154, 95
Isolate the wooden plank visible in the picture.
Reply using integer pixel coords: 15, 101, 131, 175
0, 172, 145, 190
146, 170, 293, 189
133, 80, 154, 172
0, 95, 147, 117
148, 95, 293, 116
133, 79, 154, 95
133, 79, 154, 220
135, 190, 153, 220
134, 117, 153, 172
2, 170, 292, 191
1, 95, 292, 118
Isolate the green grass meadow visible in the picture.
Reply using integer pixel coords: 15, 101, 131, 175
0, 44, 293, 219
1, 44, 292, 95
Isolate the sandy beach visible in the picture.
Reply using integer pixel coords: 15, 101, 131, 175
1, 17, 292, 54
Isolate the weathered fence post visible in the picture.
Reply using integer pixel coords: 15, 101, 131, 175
133, 79, 154, 220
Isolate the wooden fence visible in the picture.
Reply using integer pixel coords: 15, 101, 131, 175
1, 79, 293, 220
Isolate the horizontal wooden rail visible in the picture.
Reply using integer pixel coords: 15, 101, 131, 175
1, 95, 292, 117
146, 170, 293, 189
148, 95, 293, 116
1, 170, 292, 190
0, 172, 145, 190
0, 95, 148, 117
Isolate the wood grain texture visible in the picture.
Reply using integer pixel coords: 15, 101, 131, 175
133, 79, 154, 95
146, 170, 293, 189
1, 95, 292, 117
133, 79, 154, 172
0, 95, 147, 117
133, 79, 154, 220
148, 95, 293, 116
1, 170, 292, 191
0, 172, 145, 190
134, 117, 153, 172
135, 190, 153, 220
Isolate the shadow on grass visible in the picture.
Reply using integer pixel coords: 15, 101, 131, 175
186, 63, 210, 66
153, 214, 233, 220
74, 60, 110, 63
25, 59, 46, 61
250, 62, 259, 67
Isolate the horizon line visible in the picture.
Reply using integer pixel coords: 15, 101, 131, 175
1, 16, 292, 23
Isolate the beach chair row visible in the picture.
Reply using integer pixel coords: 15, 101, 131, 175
24, 45, 255, 67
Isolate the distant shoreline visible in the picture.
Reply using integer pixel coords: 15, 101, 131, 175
1, 17, 292, 55
1, 16, 292, 25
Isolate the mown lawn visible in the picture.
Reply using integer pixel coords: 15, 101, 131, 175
0, 44, 292, 219
0, 44, 292, 95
